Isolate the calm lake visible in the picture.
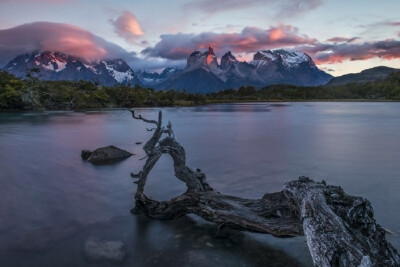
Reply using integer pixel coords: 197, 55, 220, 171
0, 102, 399, 266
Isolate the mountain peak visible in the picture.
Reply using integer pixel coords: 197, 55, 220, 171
187, 46, 219, 70
204, 46, 215, 56
222, 51, 235, 59
252, 49, 314, 68
221, 51, 238, 70
204, 46, 217, 65
189, 51, 202, 58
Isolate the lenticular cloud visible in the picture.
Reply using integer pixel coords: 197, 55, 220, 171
0, 22, 130, 66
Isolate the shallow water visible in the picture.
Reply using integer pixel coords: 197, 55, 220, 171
0, 102, 399, 266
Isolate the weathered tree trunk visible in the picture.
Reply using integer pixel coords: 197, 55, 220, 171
129, 109, 400, 266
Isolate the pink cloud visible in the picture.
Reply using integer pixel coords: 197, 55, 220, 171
142, 24, 317, 59
0, 22, 134, 66
0, 21, 189, 71
110, 11, 144, 44
142, 24, 400, 65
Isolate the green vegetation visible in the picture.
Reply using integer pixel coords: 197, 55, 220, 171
0, 69, 207, 110
1, 69, 399, 111
208, 71, 400, 102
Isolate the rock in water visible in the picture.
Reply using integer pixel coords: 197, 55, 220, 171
83, 237, 126, 263
81, 150, 92, 160
81, 145, 133, 164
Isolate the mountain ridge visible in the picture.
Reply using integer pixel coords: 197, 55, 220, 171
4, 48, 333, 93
151, 47, 332, 93
3, 51, 140, 86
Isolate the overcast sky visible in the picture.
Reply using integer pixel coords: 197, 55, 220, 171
0, 0, 399, 75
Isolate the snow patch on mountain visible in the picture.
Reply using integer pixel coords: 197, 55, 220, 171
55, 60, 67, 72
83, 63, 98, 74
251, 49, 312, 69
102, 60, 135, 83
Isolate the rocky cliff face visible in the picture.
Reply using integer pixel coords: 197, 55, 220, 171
186, 46, 221, 74
156, 47, 332, 93
156, 46, 226, 93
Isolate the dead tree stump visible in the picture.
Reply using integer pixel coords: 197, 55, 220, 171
129, 109, 400, 266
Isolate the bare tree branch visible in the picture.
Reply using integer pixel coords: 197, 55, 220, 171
129, 109, 158, 125
129, 110, 400, 266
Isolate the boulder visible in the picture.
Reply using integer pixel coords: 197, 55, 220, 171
81, 150, 92, 160
81, 145, 133, 164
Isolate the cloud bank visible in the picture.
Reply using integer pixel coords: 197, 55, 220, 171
0, 22, 138, 66
306, 40, 400, 64
1, 21, 399, 71
141, 25, 316, 59
0, 21, 183, 71
142, 25, 400, 65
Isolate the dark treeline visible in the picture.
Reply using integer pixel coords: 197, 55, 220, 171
0, 69, 207, 110
208, 71, 400, 102
1, 69, 400, 110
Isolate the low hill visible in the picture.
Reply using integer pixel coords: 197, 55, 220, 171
327, 66, 398, 86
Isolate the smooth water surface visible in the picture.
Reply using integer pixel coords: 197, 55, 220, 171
0, 102, 399, 266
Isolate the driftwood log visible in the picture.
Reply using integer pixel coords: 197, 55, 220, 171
129, 110, 400, 266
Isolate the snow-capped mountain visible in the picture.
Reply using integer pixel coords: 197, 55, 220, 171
136, 67, 181, 87
248, 49, 332, 86
3, 51, 140, 86
154, 47, 332, 93
2, 48, 332, 93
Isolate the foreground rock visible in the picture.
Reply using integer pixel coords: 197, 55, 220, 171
81, 145, 133, 164
83, 237, 126, 263
129, 110, 400, 267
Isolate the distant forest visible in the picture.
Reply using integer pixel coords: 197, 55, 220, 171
1, 69, 400, 110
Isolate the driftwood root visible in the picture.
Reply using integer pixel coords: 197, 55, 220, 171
129, 109, 400, 267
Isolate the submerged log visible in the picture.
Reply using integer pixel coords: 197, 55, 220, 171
129, 110, 400, 266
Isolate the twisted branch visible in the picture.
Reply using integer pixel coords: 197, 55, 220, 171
129, 110, 400, 266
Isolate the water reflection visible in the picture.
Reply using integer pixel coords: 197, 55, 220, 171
4, 215, 305, 267
0, 103, 399, 266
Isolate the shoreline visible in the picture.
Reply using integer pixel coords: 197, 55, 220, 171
1, 99, 399, 113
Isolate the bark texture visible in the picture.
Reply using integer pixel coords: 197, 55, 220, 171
129, 109, 400, 267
